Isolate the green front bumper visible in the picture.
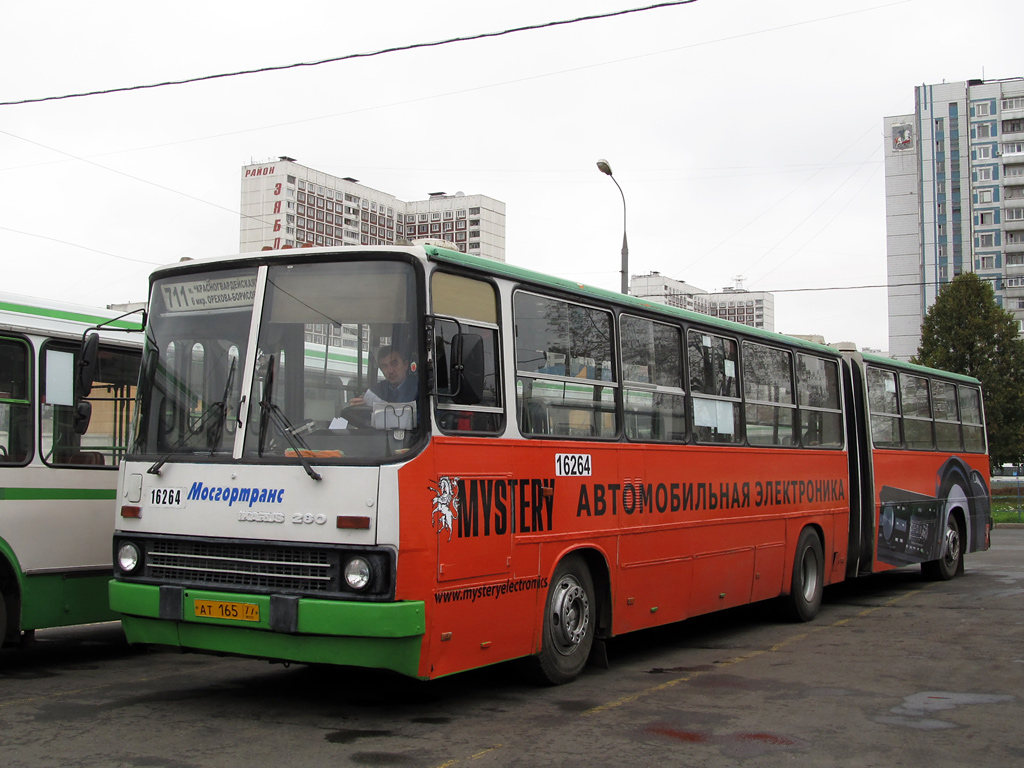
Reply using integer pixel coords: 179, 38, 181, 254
110, 580, 426, 677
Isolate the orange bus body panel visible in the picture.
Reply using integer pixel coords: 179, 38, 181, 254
398, 438, 850, 678
869, 450, 991, 573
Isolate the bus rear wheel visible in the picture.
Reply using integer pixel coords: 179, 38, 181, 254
0, 591, 8, 648
786, 528, 824, 622
922, 514, 963, 581
534, 555, 595, 685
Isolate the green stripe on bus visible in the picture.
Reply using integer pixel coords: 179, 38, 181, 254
0, 299, 142, 331
0, 487, 118, 501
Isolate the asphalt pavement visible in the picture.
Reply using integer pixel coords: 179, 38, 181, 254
2, 528, 1022, 768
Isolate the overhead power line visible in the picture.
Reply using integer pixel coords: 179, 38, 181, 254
0, 1, 698, 107
560, 273, 985, 296
0, 127, 268, 224
0, 224, 163, 266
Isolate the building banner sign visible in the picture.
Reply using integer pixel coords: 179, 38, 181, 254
892, 124, 913, 151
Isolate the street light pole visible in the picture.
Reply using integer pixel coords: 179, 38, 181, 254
596, 159, 629, 295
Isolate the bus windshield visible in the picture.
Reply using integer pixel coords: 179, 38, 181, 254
136, 259, 423, 465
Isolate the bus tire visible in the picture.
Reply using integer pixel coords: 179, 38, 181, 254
786, 528, 824, 622
922, 513, 963, 581
0, 591, 8, 647
534, 555, 595, 685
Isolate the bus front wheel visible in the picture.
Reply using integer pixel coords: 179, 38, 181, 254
534, 555, 595, 685
922, 514, 963, 581
786, 528, 824, 622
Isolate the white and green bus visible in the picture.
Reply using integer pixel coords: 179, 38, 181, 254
1, 293, 141, 647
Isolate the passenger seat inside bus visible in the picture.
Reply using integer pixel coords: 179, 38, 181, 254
524, 398, 550, 435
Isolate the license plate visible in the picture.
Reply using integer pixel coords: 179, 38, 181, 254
193, 599, 260, 622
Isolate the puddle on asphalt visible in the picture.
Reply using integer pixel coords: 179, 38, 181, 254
875, 691, 1016, 730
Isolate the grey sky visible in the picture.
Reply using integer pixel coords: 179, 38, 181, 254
2, 0, 1019, 350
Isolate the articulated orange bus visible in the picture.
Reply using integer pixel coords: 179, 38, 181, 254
104, 244, 990, 683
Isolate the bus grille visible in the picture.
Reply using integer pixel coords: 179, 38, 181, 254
145, 539, 337, 594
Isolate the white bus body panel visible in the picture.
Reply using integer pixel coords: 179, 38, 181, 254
117, 461, 389, 547
2, 466, 115, 574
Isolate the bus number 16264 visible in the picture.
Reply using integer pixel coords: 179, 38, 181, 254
150, 488, 183, 507
556, 454, 592, 477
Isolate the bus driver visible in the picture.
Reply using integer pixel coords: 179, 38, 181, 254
351, 345, 418, 406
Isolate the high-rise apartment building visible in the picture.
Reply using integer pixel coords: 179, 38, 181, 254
884, 77, 1024, 361
240, 157, 506, 261
630, 272, 711, 314
630, 272, 776, 332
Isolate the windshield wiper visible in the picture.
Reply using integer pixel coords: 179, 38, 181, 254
259, 354, 322, 482
207, 357, 236, 456
148, 401, 227, 476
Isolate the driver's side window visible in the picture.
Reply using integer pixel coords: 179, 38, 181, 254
431, 272, 504, 435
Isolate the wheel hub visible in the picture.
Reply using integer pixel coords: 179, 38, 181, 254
800, 550, 820, 601
943, 521, 961, 567
551, 576, 590, 653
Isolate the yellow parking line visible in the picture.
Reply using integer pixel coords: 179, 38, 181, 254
585, 584, 931, 716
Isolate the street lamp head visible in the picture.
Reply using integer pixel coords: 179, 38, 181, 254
596, 159, 613, 177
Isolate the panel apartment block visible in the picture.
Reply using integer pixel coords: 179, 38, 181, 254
884, 77, 1024, 360
240, 158, 506, 262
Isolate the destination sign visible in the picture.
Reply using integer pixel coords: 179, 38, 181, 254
160, 275, 258, 312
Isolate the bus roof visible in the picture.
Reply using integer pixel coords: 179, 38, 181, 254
0, 291, 143, 340
145, 244, 981, 381
858, 350, 982, 386
423, 245, 847, 357
157, 245, 848, 359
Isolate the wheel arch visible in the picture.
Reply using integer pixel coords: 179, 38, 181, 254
0, 542, 24, 642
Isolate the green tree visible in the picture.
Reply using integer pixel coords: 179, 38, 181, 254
913, 272, 1024, 468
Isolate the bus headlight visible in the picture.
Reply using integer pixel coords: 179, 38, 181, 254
343, 557, 372, 590
117, 542, 142, 574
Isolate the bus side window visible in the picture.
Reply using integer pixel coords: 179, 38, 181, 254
796, 354, 843, 449
742, 341, 796, 447
900, 373, 934, 450
959, 386, 986, 453
620, 314, 685, 443
0, 337, 32, 463
513, 292, 617, 440
931, 380, 962, 451
687, 330, 741, 444
866, 367, 900, 448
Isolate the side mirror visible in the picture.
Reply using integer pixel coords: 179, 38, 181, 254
451, 333, 485, 405
73, 401, 93, 435
77, 333, 100, 399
